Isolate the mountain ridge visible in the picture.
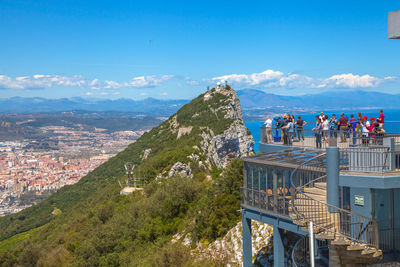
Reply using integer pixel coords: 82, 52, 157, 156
2, 89, 399, 115
0, 86, 254, 266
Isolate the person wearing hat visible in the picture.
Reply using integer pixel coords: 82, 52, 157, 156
369, 117, 375, 130
361, 116, 370, 145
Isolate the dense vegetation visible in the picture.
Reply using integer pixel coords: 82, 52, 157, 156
0, 86, 251, 266
0, 159, 243, 266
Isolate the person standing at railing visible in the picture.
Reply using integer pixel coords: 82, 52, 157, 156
322, 115, 329, 143
361, 116, 370, 145
282, 117, 294, 145
319, 111, 324, 121
288, 117, 295, 145
377, 109, 385, 128
276, 117, 283, 142
338, 112, 348, 143
295, 116, 306, 141
349, 114, 358, 144
263, 116, 272, 143
291, 114, 297, 139
312, 117, 323, 148
373, 121, 385, 145
357, 112, 364, 137
329, 114, 338, 138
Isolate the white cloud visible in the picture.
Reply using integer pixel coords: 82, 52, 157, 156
128, 75, 174, 88
211, 69, 394, 90
160, 92, 168, 96
0, 74, 87, 90
0, 74, 174, 90
319, 73, 382, 88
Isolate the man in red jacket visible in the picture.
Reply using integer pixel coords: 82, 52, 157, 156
377, 109, 385, 128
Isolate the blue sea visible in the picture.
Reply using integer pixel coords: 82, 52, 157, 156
245, 109, 400, 152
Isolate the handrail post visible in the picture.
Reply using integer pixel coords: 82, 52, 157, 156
309, 222, 315, 267
383, 137, 395, 171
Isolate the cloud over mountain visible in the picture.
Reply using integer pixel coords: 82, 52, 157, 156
211, 69, 395, 90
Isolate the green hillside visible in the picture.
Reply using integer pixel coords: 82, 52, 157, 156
0, 86, 254, 266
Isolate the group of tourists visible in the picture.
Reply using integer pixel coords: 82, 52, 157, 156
263, 114, 307, 145
263, 110, 386, 148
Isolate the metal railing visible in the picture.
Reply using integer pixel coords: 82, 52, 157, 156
261, 125, 400, 150
340, 147, 394, 173
291, 235, 328, 267
240, 187, 291, 218
290, 153, 380, 249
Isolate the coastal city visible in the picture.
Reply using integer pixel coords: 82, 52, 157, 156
0, 125, 147, 216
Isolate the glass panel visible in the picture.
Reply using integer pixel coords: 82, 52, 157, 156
252, 166, 259, 190
266, 168, 274, 211
375, 189, 392, 250
284, 170, 291, 195
259, 167, 266, 191
267, 168, 273, 190
342, 186, 350, 211
245, 163, 252, 189
276, 169, 283, 195
393, 189, 400, 250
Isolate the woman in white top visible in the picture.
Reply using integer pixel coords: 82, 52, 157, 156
322, 115, 329, 142
361, 116, 370, 145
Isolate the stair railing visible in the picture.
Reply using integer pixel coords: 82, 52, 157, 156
290, 153, 380, 249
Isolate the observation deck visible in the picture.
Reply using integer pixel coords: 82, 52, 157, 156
241, 123, 400, 266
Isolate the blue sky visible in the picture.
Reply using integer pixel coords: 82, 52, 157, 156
0, 0, 399, 99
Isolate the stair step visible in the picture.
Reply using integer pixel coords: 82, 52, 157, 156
316, 232, 335, 240
346, 243, 366, 251
302, 222, 335, 233
293, 219, 308, 226
295, 194, 326, 201
314, 182, 327, 190
304, 187, 327, 196
373, 250, 383, 258
361, 247, 377, 255
331, 239, 351, 246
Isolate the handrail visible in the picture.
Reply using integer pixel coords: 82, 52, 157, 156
289, 152, 380, 249
291, 235, 309, 267
291, 235, 329, 267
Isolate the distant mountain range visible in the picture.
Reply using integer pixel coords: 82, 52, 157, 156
237, 89, 400, 110
0, 97, 188, 115
1, 89, 399, 115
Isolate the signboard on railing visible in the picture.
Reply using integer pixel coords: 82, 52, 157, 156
355, 195, 364, 206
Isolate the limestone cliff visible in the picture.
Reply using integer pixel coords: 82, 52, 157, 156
152, 85, 254, 178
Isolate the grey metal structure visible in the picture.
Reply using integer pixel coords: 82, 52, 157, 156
241, 129, 400, 266
389, 10, 400, 39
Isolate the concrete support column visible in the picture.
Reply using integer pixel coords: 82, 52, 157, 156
329, 244, 342, 266
327, 146, 340, 210
273, 226, 284, 267
242, 213, 252, 267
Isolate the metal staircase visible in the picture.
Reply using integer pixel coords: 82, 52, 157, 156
289, 153, 383, 266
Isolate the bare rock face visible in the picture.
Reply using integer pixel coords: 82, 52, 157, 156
168, 162, 192, 178
142, 148, 151, 160
200, 87, 254, 168
201, 121, 254, 168
175, 220, 273, 266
